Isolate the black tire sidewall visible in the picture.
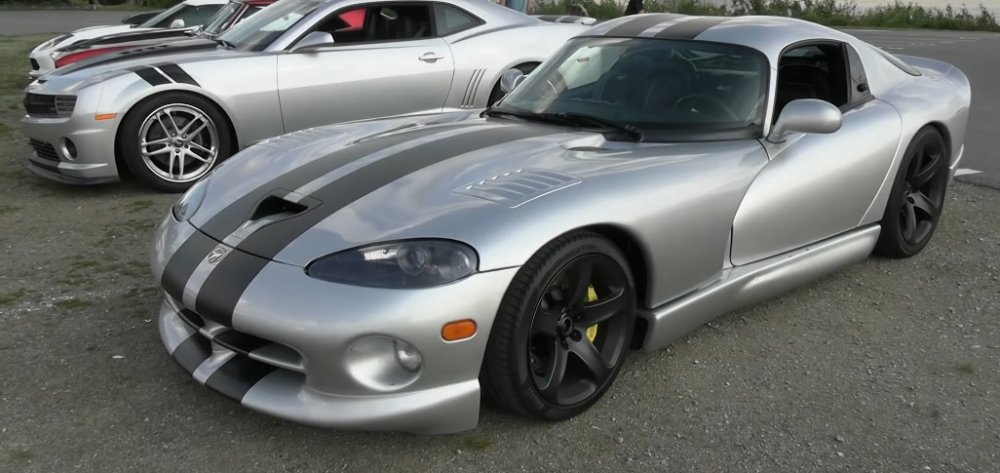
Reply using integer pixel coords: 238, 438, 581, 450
118, 92, 232, 193
875, 127, 948, 258
484, 232, 636, 421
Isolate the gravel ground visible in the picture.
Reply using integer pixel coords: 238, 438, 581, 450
0, 35, 997, 473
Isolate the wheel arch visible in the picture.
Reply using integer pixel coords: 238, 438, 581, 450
926, 121, 952, 163
113, 89, 239, 177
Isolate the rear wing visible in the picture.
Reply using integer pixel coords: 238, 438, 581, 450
532, 14, 599, 25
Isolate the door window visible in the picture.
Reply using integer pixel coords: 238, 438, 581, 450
314, 3, 433, 44
433, 4, 482, 35
773, 42, 851, 119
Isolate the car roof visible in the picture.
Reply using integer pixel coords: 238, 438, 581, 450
583, 13, 861, 64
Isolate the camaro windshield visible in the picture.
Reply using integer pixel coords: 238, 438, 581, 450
495, 37, 770, 141
140, 2, 191, 28
217, 0, 323, 51
201, 1, 242, 36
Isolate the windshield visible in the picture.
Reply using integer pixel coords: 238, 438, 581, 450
140, 2, 188, 27
218, 0, 323, 51
202, 2, 242, 35
495, 37, 770, 141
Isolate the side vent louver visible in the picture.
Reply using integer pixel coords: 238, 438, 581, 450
461, 69, 487, 108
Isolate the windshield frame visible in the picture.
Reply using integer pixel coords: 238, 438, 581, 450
494, 36, 772, 143
216, 0, 325, 51
140, 2, 190, 28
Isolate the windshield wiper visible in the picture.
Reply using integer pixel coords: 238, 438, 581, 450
546, 112, 643, 142
214, 38, 235, 49
482, 108, 643, 142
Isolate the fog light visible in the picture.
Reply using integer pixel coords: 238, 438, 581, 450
394, 340, 422, 372
63, 138, 77, 160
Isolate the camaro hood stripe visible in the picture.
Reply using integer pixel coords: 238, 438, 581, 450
131, 66, 170, 86
192, 124, 554, 326
52, 39, 216, 76
156, 63, 200, 86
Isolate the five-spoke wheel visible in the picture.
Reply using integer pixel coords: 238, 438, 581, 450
120, 92, 233, 192
875, 126, 950, 257
483, 232, 636, 420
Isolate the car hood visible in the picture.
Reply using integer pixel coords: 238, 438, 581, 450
45, 38, 243, 82
189, 111, 762, 269
60, 26, 193, 52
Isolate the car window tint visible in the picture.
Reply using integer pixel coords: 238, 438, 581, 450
328, 4, 432, 43
433, 4, 481, 36
775, 43, 850, 117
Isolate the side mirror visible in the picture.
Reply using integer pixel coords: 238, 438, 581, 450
499, 68, 528, 96
169, 18, 186, 29
291, 31, 335, 52
768, 99, 842, 143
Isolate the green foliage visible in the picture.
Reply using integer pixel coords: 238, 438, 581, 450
532, 0, 1000, 31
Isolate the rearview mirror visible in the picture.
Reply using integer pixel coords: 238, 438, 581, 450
499, 68, 528, 96
169, 18, 186, 28
291, 31, 335, 52
767, 99, 842, 143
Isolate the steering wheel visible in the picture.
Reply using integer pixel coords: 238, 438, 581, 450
672, 93, 739, 121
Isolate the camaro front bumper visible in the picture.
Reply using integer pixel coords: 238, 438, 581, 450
152, 219, 519, 434
21, 93, 121, 185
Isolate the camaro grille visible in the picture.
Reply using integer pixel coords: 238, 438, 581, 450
23, 93, 76, 118
28, 139, 59, 162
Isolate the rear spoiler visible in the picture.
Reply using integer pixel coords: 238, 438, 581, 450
532, 14, 599, 25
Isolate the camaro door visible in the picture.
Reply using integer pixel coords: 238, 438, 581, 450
730, 42, 902, 265
276, 3, 454, 133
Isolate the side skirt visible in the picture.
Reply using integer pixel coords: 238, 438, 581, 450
639, 225, 881, 352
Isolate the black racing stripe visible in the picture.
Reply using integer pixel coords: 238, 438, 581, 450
171, 334, 212, 373
53, 39, 215, 76
238, 124, 552, 259
198, 124, 469, 240
131, 66, 170, 86
161, 230, 220, 303
194, 125, 554, 326
204, 355, 275, 402
654, 16, 728, 39
156, 63, 199, 86
604, 14, 681, 36
194, 249, 267, 326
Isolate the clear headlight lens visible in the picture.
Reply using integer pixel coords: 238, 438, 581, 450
306, 240, 478, 288
171, 179, 208, 222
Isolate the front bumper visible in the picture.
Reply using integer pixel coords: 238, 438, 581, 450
153, 219, 519, 433
21, 110, 121, 185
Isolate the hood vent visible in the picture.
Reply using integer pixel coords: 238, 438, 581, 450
456, 168, 580, 208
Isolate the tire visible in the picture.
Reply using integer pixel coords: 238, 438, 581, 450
118, 92, 233, 193
487, 63, 538, 106
482, 231, 637, 421
874, 126, 950, 258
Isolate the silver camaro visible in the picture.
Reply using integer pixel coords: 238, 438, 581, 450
20, 0, 589, 192
151, 13, 970, 433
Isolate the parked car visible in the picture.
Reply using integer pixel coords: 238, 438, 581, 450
21, 0, 591, 192
28, 0, 228, 78
44, 0, 276, 73
150, 13, 969, 434
122, 10, 166, 26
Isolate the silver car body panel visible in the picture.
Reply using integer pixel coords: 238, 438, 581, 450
21, 0, 590, 184
148, 14, 970, 433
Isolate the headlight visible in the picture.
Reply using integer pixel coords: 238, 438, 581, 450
306, 240, 478, 288
171, 179, 208, 221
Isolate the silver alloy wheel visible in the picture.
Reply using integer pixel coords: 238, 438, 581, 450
138, 103, 219, 184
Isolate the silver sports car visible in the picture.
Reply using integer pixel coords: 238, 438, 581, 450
20, 0, 589, 192
151, 13, 970, 434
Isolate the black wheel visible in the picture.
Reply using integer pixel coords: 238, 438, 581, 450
118, 92, 233, 193
482, 232, 636, 421
874, 126, 950, 258
487, 63, 538, 106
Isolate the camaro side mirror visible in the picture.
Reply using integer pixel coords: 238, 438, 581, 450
292, 31, 335, 52
498, 69, 528, 97
169, 18, 186, 29
767, 98, 842, 143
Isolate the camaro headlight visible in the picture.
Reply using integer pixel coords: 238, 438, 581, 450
306, 240, 478, 288
171, 179, 208, 222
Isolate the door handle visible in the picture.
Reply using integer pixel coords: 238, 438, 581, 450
419, 52, 444, 63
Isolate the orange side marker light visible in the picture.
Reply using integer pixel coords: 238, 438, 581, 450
441, 319, 477, 342
94, 113, 118, 121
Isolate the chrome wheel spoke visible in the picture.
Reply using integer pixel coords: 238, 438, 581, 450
144, 145, 171, 157
138, 103, 219, 183
188, 141, 215, 155
183, 148, 211, 163
185, 120, 209, 140
141, 137, 171, 147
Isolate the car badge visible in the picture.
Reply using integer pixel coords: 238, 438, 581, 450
207, 247, 228, 264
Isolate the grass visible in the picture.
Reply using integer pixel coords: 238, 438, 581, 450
533, 0, 1000, 31
54, 298, 93, 310
956, 361, 976, 374
0, 289, 25, 306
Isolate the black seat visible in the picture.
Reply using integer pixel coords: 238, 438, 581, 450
775, 63, 832, 116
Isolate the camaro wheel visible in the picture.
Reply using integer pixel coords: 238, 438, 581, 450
119, 92, 233, 193
483, 232, 636, 420
874, 126, 950, 258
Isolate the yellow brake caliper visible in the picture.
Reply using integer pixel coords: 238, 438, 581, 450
585, 286, 599, 342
